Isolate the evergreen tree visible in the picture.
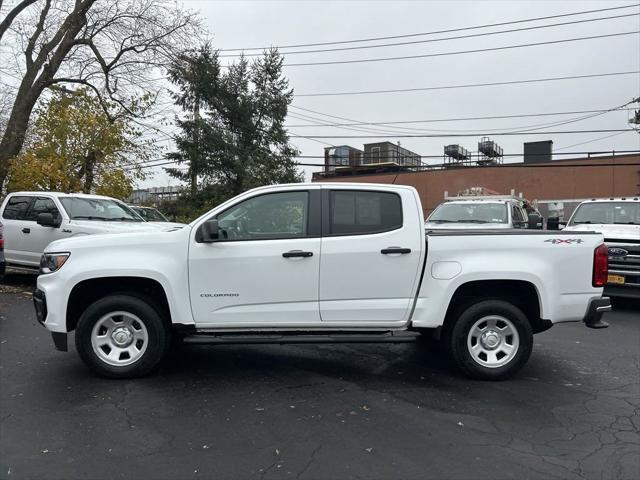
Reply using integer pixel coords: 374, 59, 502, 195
166, 44, 222, 196
167, 46, 301, 200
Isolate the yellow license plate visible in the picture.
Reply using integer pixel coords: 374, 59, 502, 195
607, 274, 625, 285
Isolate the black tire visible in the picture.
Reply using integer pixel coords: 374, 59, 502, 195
75, 294, 169, 378
445, 300, 533, 380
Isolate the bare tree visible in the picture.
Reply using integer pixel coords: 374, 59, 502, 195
0, 0, 201, 189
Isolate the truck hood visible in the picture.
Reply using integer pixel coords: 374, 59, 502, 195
563, 223, 640, 241
46, 225, 191, 252
68, 219, 182, 233
144, 221, 186, 230
424, 222, 510, 230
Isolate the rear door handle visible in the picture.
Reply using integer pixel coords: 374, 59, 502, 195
282, 250, 313, 258
22, 227, 30, 234
381, 247, 411, 255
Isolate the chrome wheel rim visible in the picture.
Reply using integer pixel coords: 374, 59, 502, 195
91, 311, 149, 366
467, 315, 519, 369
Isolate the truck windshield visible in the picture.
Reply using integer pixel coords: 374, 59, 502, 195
569, 202, 640, 225
60, 197, 143, 221
132, 207, 169, 222
428, 203, 508, 224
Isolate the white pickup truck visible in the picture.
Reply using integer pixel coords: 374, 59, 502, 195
33, 183, 611, 380
563, 197, 640, 299
0, 191, 184, 271
424, 197, 542, 230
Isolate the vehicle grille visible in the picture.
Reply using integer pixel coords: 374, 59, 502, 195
606, 239, 640, 287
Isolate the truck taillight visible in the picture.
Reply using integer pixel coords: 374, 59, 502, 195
593, 243, 608, 287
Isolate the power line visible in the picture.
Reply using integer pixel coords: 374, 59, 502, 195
128, 150, 640, 171
289, 104, 635, 135
219, 3, 640, 51
292, 150, 640, 159
219, 13, 639, 58
288, 104, 631, 136
286, 108, 634, 127
282, 31, 639, 67
288, 112, 414, 136
288, 129, 634, 139
293, 71, 639, 97
309, 161, 640, 170
289, 104, 624, 135
555, 131, 634, 150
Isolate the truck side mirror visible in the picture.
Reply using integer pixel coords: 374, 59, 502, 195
527, 214, 543, 230
196, 218, 219, 243
37, 212, 60, 228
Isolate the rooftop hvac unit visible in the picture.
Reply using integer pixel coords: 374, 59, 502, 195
478, 137, 503, 158
444, 144, 470, 160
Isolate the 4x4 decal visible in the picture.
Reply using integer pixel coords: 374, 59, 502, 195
544, 238, 584, 244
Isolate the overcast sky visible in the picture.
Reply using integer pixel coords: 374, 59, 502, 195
141, 0, 640, 188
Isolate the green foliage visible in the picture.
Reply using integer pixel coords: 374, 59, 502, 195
167, 44, 302, 201
7, 88, 156, 199
157, 185, 229, 223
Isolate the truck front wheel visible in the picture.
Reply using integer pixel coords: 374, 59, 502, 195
75, 295, 169, 378
447, 300, 533, 380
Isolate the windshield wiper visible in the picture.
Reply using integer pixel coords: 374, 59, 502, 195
458, 219, 491, 223
613, 221, 639, 225
429, 219, 456, 223
572, 221, 593, 224
109, 217, 141, 222
72, 215, 109, 221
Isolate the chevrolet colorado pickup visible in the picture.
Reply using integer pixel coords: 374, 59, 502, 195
33, 183, 611, 380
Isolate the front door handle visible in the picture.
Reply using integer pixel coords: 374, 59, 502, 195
381, 247, 411, 255
282, 250, 313, 258
22, 227, 30, 234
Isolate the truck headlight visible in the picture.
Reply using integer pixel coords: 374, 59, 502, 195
40, 253, 70, 274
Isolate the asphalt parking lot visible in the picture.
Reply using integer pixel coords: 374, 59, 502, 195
1, 273, 639, 480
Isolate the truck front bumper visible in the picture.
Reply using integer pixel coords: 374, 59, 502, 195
33, 288, 68, 351
582, 297, 611, 329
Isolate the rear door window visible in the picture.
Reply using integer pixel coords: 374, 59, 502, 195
2, 196, 33, 220
329, 190, 402, 235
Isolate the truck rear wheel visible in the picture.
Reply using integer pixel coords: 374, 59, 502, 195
446, 300, 533, 380
75, 295, 169, 378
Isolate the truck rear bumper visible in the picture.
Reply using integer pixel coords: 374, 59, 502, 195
604, 285, 640, 299
582, 297, 611, 329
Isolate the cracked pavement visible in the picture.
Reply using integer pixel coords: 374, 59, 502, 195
0, 284, 638, 479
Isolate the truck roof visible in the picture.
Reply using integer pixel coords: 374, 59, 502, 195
442, 199, 513, 205
578, 197, 640, 203
8, 191, 121, 201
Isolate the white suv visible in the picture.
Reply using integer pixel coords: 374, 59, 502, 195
0, 192, 183, 271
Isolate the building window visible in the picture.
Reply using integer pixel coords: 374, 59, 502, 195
371, 147, 380, 163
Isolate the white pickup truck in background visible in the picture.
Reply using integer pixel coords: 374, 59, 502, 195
425, 192, 543, 231
0, 192, 184, 271
33, 183, 610, 380
563, 197, 640, 299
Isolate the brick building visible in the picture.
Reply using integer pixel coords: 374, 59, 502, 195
314, 153, 640, 220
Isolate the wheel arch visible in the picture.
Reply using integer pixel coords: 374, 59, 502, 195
66, 276, 172, 332
441, 279, 548, 336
